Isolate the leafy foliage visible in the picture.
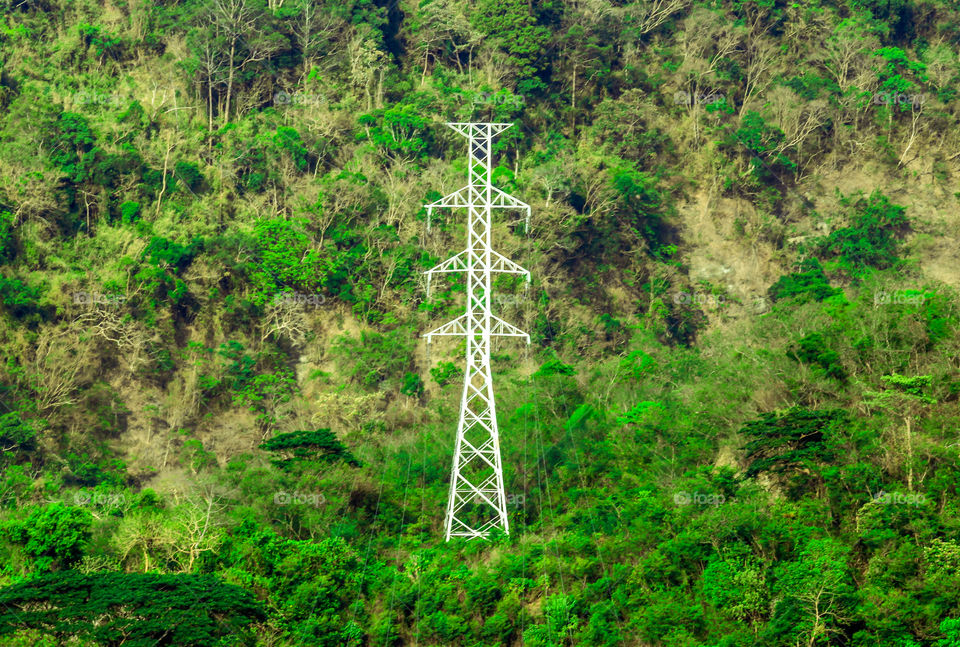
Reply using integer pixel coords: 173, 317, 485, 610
788, 332, 847, 380
259, 429, 360, 469
740, 408, 846, 479
471, 0, 549, 90
769, 258, 842, 303
1, 503, 92, 570
0, 412, 36, 465
816, 190, 910, 275
0, 571, 265, 646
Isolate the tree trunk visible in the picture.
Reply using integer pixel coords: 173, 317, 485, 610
155, 138, 172, 217
571, 62, 577, 133
224, 39, 237, 127
905, 415, 913, 491
377, 67, 384, 108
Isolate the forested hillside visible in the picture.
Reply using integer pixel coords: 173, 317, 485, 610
1, 0, 960, 645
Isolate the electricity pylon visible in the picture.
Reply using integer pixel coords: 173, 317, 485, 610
423, 123, 531, 541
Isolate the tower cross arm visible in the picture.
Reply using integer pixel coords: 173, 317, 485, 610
423, 314, 467, 343
445, 122, 514, 139
424, 249, 529, 280
424, 249, 469, 276
489, 250, 530, 281
426, 185, 530, 212
422, 314, 530, 343
489, 315, 530, 343
488, 186, 530, 211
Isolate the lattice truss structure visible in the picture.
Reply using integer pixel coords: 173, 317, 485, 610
423, 123, 531, 541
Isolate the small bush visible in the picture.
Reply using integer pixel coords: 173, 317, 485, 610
769, 258, 842, 303
118, 201, 140, 224
787, 332, 846, 380
816, 190, 909, 275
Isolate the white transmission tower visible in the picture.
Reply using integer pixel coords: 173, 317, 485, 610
423, 122, 531, 541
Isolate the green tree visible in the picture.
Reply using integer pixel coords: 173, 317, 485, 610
702, 555, 769, 625
938, 617, 960, 647
0, 412, 36, 466
471, 0, 549, 91
769, 258, 842, 303
740, 408, 846, 489
863, 374, 935, 492
2, 502, 92, 571
770, 538, 855, 647
0, 571, 265, 646
259, 429, 360, 469
817, 190, 909, 275
523, 594, 579, 646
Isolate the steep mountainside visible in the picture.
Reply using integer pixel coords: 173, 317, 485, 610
1, 0, 960, 645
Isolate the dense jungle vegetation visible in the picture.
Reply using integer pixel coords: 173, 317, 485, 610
1, 0, 960, 644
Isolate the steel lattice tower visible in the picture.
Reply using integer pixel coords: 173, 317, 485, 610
423, 123, 531, 541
